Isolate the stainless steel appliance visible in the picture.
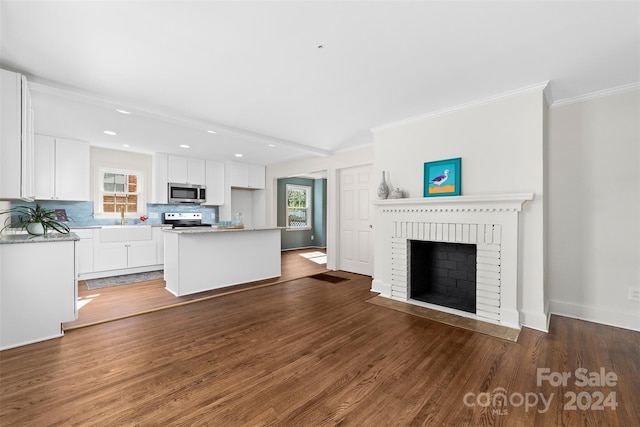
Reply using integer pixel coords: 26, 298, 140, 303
163, 212, 212, 228
168, 183, 206, 204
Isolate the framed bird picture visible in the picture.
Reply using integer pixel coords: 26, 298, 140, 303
423, 157, 461, 197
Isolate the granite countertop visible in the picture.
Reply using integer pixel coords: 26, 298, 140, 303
0, 232, 80, 244
69, 224, 171, 229
162, 226, 282, 234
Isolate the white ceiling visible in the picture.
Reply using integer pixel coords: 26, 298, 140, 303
1, 1, 638, 165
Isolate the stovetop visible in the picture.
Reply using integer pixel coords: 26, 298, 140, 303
163, 212, 212, 228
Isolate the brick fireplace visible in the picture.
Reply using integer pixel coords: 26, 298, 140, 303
409, 240, 477, 314
372, 194, 533, 330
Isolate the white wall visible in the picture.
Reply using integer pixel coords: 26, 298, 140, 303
372, 88, 548, 331
266, 146, 374, 270
548, 88, 640, 331
90, 146, 153, 206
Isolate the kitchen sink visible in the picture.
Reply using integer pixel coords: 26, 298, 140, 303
100, 225, 152, 242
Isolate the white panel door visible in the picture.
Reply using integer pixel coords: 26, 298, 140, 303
128, 241, 158, 268
339, 165, 373, 276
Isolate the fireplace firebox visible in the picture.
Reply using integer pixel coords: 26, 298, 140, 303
409, 240, 477, 314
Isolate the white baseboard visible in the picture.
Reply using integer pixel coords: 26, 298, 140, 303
499, 307, 522, 331
520, 307, 550, 333
371, 278, 390, 297
549, 299, 640, 332
0, 331, 64, 351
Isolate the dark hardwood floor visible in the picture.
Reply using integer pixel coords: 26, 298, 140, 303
2, 268, 639, 426
64, 248, 329, 329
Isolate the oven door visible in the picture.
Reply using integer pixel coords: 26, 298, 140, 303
168, 183, 202, 203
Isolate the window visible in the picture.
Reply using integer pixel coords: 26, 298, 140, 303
96, 168, 144, 217
286, 184, 312, 229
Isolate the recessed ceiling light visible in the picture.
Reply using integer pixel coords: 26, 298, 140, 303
234, 153, 243, 158
207, 130, 217, 134
116, 109, 131, 114
122, 144, 130, 148
104, 130, 117, 136
180, 144, 190, 148
268, 144, 276, 147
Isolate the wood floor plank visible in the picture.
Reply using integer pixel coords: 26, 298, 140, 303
1, 271, 639, 426
64, 248, 329, 329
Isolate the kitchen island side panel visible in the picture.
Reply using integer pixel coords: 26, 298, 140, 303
163, 232, 181, 296
0, 240, 76, 350
164, 229, 281, 296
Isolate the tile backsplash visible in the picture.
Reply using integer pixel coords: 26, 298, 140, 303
9, 201, 219, 227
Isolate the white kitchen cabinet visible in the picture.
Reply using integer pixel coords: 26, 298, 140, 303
95, 241, 157, 272
34, 135, 90, 201
248, 164, 266, 189
95, 243, 129, 271
168, 155, 205, 185
0, 69, 35, 201
128, 241, 158, 268
74, 228, 95, 275
0, 238, 77, 350
152, 153, 168, 204
153, 226, 168, 265
230, 162, 265, 189
204, 160, 225, 205
153, 154, 207, 203
82, 226, 162, 278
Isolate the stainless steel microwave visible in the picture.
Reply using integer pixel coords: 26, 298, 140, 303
168, 183, 206, 204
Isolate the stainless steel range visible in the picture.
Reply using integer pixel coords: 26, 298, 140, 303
163, 212, 212, 228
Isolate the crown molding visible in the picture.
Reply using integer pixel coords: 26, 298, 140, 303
371, 81, 550, 133
550, 82, 640, 108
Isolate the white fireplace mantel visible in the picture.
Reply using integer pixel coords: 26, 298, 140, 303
372, 193, 535, 330
372, 193, 534, 212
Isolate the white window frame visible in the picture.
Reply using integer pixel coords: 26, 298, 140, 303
94, 167, 145, 219
285, 184, 312, 230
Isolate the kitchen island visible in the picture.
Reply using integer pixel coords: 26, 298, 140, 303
163, 226, 281, 296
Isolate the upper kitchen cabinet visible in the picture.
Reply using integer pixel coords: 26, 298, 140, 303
152, 154, 213, 204
0, 69, 35, 201
168, 155, 205, 185
34, 135, 90, 201
204, 160, 225, 206
229, 162, 265, 189
151, 153, 169, 204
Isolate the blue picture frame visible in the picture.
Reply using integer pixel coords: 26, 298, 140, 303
423, 157, 461, 197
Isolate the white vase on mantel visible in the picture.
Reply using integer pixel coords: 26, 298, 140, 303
26, 222, 45, 236
377, 171, 389, 199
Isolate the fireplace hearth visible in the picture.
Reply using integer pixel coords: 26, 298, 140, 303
409, 240, 477, 314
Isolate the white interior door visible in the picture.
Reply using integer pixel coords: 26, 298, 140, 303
339, 165, 373, 276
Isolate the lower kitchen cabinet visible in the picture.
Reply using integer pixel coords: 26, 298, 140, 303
95, 241, 158, 272
0, 238, 77, 350
77, 226, 164, 280
74, 228, 95, 274
127, 241, 157, 268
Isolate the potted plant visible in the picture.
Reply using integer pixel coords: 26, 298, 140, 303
0, 204, 70, 235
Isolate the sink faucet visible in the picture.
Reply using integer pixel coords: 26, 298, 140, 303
120, 207, 127, 225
